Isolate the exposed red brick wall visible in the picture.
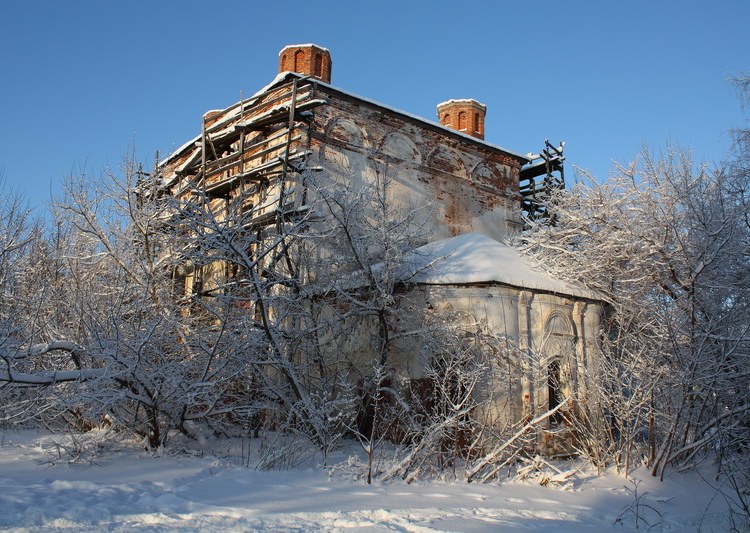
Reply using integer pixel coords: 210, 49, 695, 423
278, 44, 332, 83
437, 99, 486, 140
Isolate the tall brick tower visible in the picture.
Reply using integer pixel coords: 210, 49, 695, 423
278, 44, 332, 83
437, 99, 486, 140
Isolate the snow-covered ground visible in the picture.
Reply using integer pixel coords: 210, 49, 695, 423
0, 431, 737, 531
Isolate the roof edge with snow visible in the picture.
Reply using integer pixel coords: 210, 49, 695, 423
399, 233, 601, 301
160, 72, 530, 169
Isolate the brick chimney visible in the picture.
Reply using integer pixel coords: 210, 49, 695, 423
278, 44, 332, 83
437, 99, 486, 140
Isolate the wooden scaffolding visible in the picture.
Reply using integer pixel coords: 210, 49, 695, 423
518, 140, 565, 223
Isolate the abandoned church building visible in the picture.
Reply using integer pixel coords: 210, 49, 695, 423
156, 44, 604, 434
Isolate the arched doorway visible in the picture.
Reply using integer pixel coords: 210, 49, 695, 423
541, 312, 577, 424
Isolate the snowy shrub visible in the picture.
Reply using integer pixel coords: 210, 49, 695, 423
521, 146, 750, 483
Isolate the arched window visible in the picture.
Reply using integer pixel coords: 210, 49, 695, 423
314, 53, 323, 77
474, 112, 481, 133
293, 49, 304, 71
458, 111, 467, 130
442, 113, 450, 126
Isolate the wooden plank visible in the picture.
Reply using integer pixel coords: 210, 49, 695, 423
205, 135, 302, 178
235, 99, 327, 131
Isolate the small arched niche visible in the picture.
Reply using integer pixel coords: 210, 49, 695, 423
427, 147, 467, 179
378, 132, 422, 164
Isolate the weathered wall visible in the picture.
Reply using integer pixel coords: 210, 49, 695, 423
309, 88, 525, 241
307, 281, 603, 431
410, 285, 603, 429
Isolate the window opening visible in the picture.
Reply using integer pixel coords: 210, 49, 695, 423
548, 358, 564, 423
314, 53, 323, 77
458, 111, 467, 130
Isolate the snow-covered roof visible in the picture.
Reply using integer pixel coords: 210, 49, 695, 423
401, 233, 597, 300
159, 77, 289, 170
278, 43, 330, 55
160, 72, 530, 169
283, 73, 527, 161
437, 99, 487, 111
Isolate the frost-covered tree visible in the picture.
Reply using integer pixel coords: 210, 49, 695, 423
378, 311, 496, 483
299, 165, 435, 476
0, 157, 265, 448
169, 176, 353, 457
520, 146, 750, 479
0, 178, 51, 425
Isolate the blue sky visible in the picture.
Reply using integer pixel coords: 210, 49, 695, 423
1, 1, 748, 211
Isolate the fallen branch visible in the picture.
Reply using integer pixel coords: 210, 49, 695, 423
0, 368, 103, 386
466, 398, 569, 483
